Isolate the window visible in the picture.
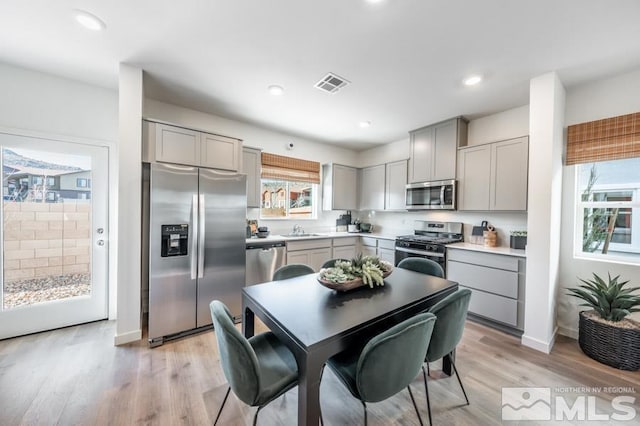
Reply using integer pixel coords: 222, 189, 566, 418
33, 176, 43, 185
259, 152, 320, 220
576, 158, 640, 261
260, 179, 316, 219
77, 178, 88, 188
46, 177, 55, 186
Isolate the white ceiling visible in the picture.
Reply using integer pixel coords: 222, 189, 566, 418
2, 1, 640, 150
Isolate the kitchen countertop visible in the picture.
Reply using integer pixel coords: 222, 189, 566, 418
447, 242, 526, 258
245, 231, 396, 245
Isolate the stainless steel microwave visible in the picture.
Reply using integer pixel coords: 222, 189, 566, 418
405, 179, 456, 210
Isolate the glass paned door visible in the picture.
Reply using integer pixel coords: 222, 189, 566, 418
0, 133, 108, 339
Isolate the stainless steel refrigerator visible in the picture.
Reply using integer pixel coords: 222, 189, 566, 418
148, 162, 246, 346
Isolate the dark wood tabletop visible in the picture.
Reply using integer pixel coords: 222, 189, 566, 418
242, 267, 458, 426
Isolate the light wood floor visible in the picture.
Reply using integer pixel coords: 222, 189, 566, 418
1, 319, 638, 425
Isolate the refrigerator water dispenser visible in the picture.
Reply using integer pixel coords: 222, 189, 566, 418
161, 224, 189, 257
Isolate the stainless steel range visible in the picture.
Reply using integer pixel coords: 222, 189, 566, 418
395, 221, 463, 273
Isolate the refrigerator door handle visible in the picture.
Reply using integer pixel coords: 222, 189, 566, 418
198, 193, 205, 278
191, 194, 198, 280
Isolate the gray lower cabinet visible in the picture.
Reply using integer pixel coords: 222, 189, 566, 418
359, 236, 377, 257
322, 163, 358, 211
457, 136, 529, 211
377, 239, 396, 264
242, 147, 261, 208
446, 248, 525, 331
332, 237, 358, 260
286, 238, 332, 271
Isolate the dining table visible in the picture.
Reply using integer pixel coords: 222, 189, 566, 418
242, 267, 459, 426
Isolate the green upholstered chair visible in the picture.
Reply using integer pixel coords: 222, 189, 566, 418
320, 258, 349, 269
397, 257, 445, 278
325, 312, 437, 425
272, 263, 315, 281
422, 288, 471, 425
209, 300, 298, 425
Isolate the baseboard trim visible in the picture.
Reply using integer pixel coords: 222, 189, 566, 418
114, 329, 142, 346
557, 326, 578, 340
521, 326, 558, 353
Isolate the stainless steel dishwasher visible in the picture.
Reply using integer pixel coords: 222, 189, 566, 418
246, 240, 286, 285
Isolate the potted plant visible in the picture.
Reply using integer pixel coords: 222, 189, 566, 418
567, 273, 640, 370
509, 230, 527, 249
318, 254, 393, 291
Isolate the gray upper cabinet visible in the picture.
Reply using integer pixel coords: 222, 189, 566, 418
358, 164, 385, 211
323, 163, 358, 211
408, 117, 467, 184
144, 120, 242, 171
458, 136, 529, 211
385, 160, 407, 210
242, 147, 261, 208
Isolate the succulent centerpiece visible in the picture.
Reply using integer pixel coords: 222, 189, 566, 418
318, 254, 393, 291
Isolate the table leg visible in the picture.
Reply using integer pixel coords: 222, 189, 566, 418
296, 351, 324, 425
243, 306, 255, 338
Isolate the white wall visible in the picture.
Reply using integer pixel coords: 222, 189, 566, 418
0, 62, 120, 321
557, 68, 640, 338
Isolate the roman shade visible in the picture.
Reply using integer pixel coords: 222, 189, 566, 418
261, 152, 320, 184
565, 112, 640, 165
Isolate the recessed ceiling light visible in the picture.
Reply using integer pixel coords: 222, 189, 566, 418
74, 10, 106, 31
359, 121, 371, 128
463, 75, 482, 86
268, 85, 284, 96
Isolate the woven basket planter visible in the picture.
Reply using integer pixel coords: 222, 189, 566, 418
578, 311, 640, 371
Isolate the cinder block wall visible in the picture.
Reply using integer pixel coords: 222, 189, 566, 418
3, 201, 91, 282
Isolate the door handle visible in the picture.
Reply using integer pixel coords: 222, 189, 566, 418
198, 193, 205, 279
440, 185, 446, 206
191, 194, 198, 280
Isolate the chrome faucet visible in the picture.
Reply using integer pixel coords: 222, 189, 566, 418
292, 224, 304, 235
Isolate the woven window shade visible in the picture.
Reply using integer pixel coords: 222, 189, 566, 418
566, 112, 640, 165
261, 153, 320, 184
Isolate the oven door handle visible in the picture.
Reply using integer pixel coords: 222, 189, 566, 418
395, 247, 445, 258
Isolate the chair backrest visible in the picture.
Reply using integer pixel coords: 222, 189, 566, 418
321, 258, 349, 269
273, 263, 315, 281
356, 312, 437, 403
209, 300, 260, 405
425, 288, 471, 362
397, 257, 445, 278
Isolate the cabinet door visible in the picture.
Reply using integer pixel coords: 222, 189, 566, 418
242, 147, 261, 208
457, 145, 491, 210
432, 120, 458, 181
155, 123, 200, 166
200, 133, 241, 171
385, 160, 407, 210
309, 248, 332, 271
491, 137, 529, 211
359, 164, 385, 210
408, 127, 433, 183
333, 245, 356, 261
377, 248, 395, 264
332, 165, 358, 210
287, 250, 310, 266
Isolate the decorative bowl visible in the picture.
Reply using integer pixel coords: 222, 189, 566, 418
317, 269, 392, 292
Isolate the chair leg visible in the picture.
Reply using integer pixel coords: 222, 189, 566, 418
361, 401, 367, 426
253, 405, 263, 426
448, 354, 470, 405
407, 385, 424, 426
422, 366, 432, 426
214, 387, 231, 426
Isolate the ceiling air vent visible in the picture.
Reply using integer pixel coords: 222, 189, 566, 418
314, 72, 350, 94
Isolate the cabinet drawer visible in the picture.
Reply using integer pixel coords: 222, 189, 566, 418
447, 249, 519, 272
461, 285, 518, 327
448, 260, 518, 299
286, 239, 332, 251
377, 239, 395, 250
333, 237, 358, 247
361, 237, 377, 247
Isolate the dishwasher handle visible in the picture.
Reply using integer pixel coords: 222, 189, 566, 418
246, 241, 286, 250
